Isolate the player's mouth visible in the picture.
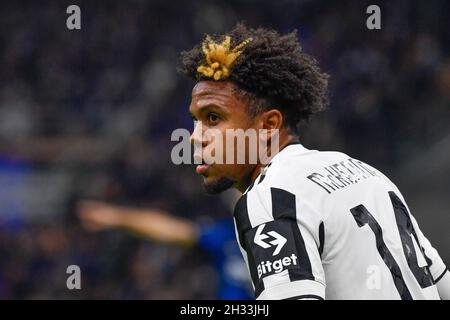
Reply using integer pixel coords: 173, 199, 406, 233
194, 155, 211, 175
196, 161, 210, 175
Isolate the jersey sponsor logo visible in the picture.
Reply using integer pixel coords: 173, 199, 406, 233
238, 189, 315, 297
253, 224, 287, 256
257, 253, 298, 278
246, 218, 311, 287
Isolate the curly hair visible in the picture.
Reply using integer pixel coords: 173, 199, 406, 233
178, 23, 329, 134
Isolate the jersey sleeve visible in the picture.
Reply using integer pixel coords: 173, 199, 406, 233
233, 184, 326, 300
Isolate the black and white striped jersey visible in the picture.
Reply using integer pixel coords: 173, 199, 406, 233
233, 143, 447, 300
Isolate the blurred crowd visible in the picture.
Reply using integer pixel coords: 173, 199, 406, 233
0, 0, 448, 298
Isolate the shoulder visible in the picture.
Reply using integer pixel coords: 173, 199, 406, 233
248, 144, 350, 205
235, 144, 344, 225
239, 144, 399, 223
261, 144, 396, 197
257, 144, 350, 190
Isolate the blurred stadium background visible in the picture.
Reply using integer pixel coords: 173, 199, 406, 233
0, 0, 448, 299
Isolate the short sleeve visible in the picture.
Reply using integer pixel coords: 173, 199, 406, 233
233, 185, 326, 300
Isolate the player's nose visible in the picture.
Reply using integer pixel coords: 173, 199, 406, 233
190, 121, 207, 147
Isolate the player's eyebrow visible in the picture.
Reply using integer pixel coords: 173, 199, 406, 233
190, 103, 228, 117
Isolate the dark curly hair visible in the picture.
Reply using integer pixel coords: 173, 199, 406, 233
178, 23, 329, 134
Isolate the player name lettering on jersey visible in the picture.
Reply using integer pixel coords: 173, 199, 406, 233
307, 158, 379, 194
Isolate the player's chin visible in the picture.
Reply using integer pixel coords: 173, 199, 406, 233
202, 175, 235, 194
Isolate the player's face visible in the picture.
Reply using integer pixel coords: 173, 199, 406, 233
189, 81, 259, 194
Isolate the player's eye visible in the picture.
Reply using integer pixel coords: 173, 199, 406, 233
207, 112, 220, 125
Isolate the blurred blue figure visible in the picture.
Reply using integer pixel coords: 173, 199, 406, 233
78, 200, 253, 299
198, 218, 253, 299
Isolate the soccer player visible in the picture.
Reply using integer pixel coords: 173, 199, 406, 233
178, 24, 450, 299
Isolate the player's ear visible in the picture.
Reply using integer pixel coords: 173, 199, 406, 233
261, 109, 283, 130
260, 108, 283, 141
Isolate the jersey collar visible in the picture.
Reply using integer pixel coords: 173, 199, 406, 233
242, 142, 310, 194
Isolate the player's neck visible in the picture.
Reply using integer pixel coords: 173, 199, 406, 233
236, 134, 300, 193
